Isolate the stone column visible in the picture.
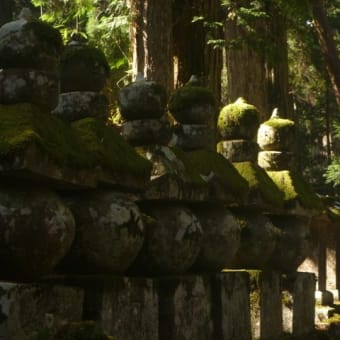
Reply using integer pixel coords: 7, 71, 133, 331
0, 9, 62, 110
52, 39, 110, 122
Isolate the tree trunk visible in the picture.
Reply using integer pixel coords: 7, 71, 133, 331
266, 2, 292, 118
224, 1, 269, 121
130, 0, 173, 95
173, 0, 223, 104
310, 0, 340, 111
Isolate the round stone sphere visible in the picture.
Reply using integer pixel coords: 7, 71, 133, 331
0, 188, 75, 281
257, 116, 295, 151
59, 192, 144, 274
60, 44, 110, 92
267, 215, 311, 273
118, 79, 167, 120
168, 85, 216, 124
190, 205, 241, 272
0, 17, 63, 70
129, 204, 203, 275
231, 211, 281, 269
218, 97, 260, 140
258, 151, 295, 171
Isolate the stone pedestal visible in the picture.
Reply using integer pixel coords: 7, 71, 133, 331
249, 271, 282, 340
214, 271, 252, 340
282, 272, 316, 337
159, 275, 213, 340
99, 277, 159, 340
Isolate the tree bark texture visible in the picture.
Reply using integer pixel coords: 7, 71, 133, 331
173, 0, 223, 105
310, 0, 340, 111
130, 0, 173, 95
224, 2, 269, 121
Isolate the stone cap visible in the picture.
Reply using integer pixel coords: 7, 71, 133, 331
0, 103, 151, 191
267, 170, 324, 215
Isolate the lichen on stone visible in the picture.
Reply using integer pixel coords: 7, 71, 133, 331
267, 170, 323, 210
233, 161, 284, 208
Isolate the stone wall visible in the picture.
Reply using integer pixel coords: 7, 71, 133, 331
0, 12, 322, 340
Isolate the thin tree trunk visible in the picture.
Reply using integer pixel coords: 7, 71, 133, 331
310, 0, 340, 110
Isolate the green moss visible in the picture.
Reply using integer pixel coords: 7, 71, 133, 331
173, 148, 249, 198
218, 97, 260, 133
0, 104, 151, 179
168, 85, 215, 112
267, 170, 323, 210
263, 117, 295, 129
233, 161, 284, 208
61, 45, 110, 75
0, 103, 88, 167
25, 20, 63, 54
72, 118, 151, 179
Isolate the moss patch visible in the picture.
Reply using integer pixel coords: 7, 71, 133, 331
25, 20, 63, 54
218, 98, 260, 137
168, 85, 215, 112
72, 118, 151, 178
0, 103, 151, 179
233, 161, 284, 208
61, 45, 110, 75
262, 117, 295, 129
173, 148, 249, 198
267, 170, 323, 210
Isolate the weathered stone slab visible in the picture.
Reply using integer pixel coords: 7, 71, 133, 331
248, 271, 282, 340
215, 271, 252, 340
100, 277, 158, 340
0, 282, 83, 340
282, 272, 316, 337
159, 275, 213, 340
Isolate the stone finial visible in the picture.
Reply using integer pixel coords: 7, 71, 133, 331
271, 107, 280, 119
186, 74, 201, 86
18, 8, 34, 21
